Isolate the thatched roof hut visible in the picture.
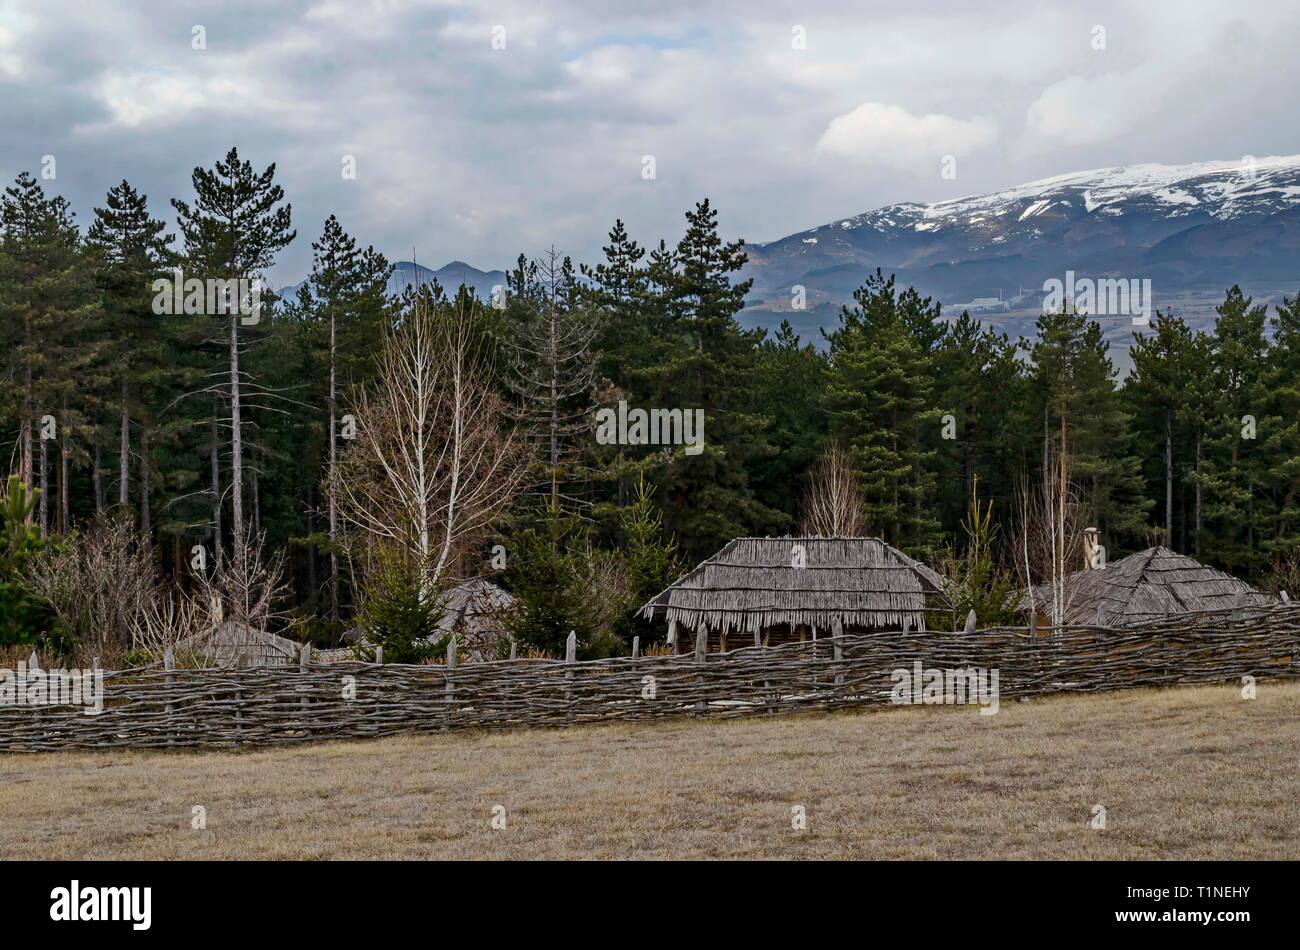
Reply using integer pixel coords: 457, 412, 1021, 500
435, 577, 518, 661
177, 621, 300, 667
1026, 546, 1277, 626
330, 578, 519, 663
639, 536, 946, 651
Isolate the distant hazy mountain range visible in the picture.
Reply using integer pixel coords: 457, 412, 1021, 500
278, 259, 506, 304
739, 155, 1300, 360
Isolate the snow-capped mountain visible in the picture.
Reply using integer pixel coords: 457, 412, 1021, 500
742, 155, 1300, 344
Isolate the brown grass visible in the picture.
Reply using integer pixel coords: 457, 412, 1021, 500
1, 681, 1295, 860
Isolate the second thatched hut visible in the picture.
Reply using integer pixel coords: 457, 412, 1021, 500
639, 536, 947, 653
1025, 545, 1277, 627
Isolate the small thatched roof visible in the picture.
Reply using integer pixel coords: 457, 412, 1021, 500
639, 536, 946, 635
177, 621, 300, 667
1027, 546, 1276, 625
436, 578, 518, 637
436, 577, 519, 662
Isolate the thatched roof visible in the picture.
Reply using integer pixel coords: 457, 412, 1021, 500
436, 578, 518, 637
436, 578, 519, 662
639, 536, 946, 634
177, 621, 300, 667
1027, 546, 1276, 625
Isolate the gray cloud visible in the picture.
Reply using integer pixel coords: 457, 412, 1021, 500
3, 0, 1300, 283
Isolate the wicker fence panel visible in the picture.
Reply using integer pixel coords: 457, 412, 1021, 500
2, 604, 1297, 751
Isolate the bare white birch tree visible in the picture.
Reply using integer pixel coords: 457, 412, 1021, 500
337, 295, 529, 589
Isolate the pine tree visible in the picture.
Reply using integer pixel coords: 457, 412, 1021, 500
822, 270, 944, 551
170, 147, 295, 558
1027, 306, 1150, 548
1125, 310, 1196, 550
1198, 286, 1273, 572
282, 215, 392, 623
86, 180, 174, 521
1264, 290, 1300, 560
0, 172, 101, 534
500, 248, 599, 509
655, 201, 785, 557
930, 311, 1025, 540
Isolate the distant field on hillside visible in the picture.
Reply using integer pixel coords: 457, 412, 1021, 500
2, 681, 1295, 860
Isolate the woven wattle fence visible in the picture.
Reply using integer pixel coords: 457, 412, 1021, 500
2, 604, 1297, 752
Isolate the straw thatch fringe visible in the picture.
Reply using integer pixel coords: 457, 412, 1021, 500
639, 536, 946, 635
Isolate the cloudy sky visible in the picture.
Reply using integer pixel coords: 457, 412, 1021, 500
3, 0, 1300, 283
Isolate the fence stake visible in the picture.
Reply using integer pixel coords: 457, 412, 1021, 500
163, 646, 177, 744
631, 636, 640, 659
29, 651, 42, 734
565, 631, 576, 725
299, 642, 311, 721
694, 627, 707, 716
832, 618, 844, 691
164, 646, 175, 712
964, 610, 977, 634
443, 635, 457, 732
375, 645, 384, 665
509, 637, 517, 661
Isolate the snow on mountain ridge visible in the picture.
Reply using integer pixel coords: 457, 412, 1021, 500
765, 155, 1300, 247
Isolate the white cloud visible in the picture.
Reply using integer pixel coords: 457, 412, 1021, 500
93, 71, 262, 127
816, 102, 997, 170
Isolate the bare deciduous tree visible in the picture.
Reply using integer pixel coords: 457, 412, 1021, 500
1015, 442, 1090, 627
22, 511, 158, 664
337, 296, 529, 588
800, 441, 866, 536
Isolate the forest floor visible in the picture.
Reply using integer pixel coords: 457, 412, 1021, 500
2, 680, 1295, 860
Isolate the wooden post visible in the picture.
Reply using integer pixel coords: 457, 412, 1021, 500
631, 636, 640, 659
299, 642, 311, 718
164, 646, 175, 713
694, 626, 707, 716
509, 637, 517, 660
163, 646, 176, 744
565, 630, 576, 725
29, 651, 41, 732
810, 624, 819, 692
964, 609, 977, 634
667, 619, 678, 652
443, 635, 457, 732
753, 628, 761, 648
832, 618, 844, 691
375, 645, 384, 665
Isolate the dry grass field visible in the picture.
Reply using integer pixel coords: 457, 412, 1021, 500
1, 681, 1296, 860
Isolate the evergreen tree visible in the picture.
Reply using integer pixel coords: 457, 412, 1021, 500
1125, 310, 1196, 549
1264, 290, 1300, 560
656, 200, 786, 557
1198, 287, 1273, 572
85, 180, 174, 521
1027, 306, 1150, 547
281, 215, 392, 624
930, 310, 1025, 541
822, 270, 944, 551
0, 172, 100, 534
170, 147, 295, 558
